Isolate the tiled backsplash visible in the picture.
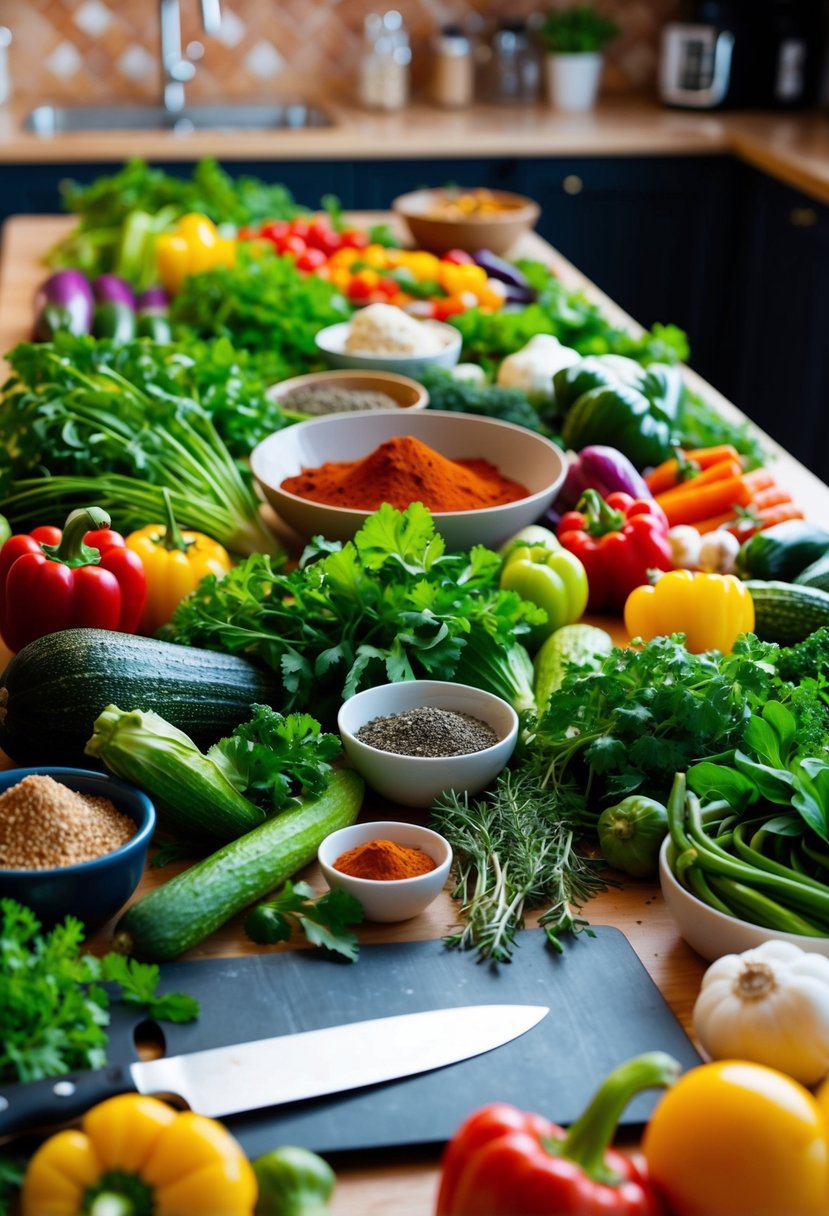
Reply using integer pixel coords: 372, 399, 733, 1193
2, 0, 679, 105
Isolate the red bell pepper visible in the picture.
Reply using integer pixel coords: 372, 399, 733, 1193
557, 489, 673, 613
435, 1053, 679, 1216
0, 507, 147, 653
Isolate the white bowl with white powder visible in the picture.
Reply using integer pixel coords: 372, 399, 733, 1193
315, 303, 462, 377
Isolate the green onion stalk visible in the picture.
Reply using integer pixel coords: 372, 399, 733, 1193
1, 356, 282, 558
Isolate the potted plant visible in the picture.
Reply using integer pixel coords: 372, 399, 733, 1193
542, 4, 619, 112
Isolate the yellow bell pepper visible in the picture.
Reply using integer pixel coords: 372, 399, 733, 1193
21, 1093, 257, 1216
156, 212, 236, 295
126, 489, 232, 634
624, 568, 754, 654
642, 1060, 829, 1216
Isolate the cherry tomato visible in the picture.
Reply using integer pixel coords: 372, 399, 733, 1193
296, 247, 328, 272
432, 297, 467, 321
259, 220, 290, 243
346, 276, 375, 301
288, 219, 311, 241
339, 229, 369, 250
277, 233, 308, 257
376, 276, 400, 298
305, 217, 334, 249
443, 248, 475, 265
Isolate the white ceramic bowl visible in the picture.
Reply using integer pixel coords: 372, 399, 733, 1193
267, 368, 429, 413
250, 409, 567, 551
659, 837, 829, 962
337, 680, 518, 808
318, 819, 453, 922
315, 319, 462, 378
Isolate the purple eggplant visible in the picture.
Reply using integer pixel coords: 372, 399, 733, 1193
93, 274, 136, 309
472, 249, 530, 290
135, 286, 170, 315
33, 270, 94, 341
555, 445, 653, 512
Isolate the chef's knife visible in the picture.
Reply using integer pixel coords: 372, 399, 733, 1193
0, 1003, 547, 1138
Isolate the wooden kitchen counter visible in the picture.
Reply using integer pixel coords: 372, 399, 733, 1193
2, 213, 829, 1215
2, 94, 829, 207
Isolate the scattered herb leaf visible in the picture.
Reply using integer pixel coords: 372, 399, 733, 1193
244, 880, 364, 961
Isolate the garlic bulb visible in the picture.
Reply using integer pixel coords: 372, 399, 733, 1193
693, 939, 829, 1086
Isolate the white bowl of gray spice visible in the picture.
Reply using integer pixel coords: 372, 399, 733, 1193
0, 767, 155, 930
337, 681, 518, 808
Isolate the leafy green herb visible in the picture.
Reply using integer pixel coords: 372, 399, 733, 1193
170, 244, 352, 383
0, 334, 282, 554
244, 880, 364, 961
208, 704, 342, 812
542, 5, 619, 53
100, 955, 200, 1024
525, 632, 822, 823
431, 769, 608, 962
778, 626, 829, 693
0, 899, 198, 1085
167, 503, 543, 724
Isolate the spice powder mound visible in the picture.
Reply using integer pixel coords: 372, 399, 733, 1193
356, 706, 498, 757
280, 434, 529, 512
0, 774, 137, 870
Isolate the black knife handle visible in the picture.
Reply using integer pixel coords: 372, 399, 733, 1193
0, 1065, 136, 1140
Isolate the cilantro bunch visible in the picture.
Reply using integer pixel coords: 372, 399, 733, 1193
167, 503, 542, 724
0, 899, 198, 1085
525, 633, 829, 824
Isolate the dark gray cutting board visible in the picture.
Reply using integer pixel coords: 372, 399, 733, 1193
106, 927, 699, 1158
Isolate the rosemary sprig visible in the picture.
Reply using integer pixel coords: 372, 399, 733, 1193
431, 770, 608, 963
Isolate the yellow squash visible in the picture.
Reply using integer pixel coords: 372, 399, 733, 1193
126, 489, 231, 634
624, 568, 754, 653
21, 1093, 257, 1216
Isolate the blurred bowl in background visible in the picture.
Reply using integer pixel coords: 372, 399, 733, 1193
267, 368, 429, 414
315, 319, 462, 378
392, 187, 540, 256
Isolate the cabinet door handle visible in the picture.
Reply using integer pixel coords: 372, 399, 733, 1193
790, 207, 818, 228
563, 174, 583, 195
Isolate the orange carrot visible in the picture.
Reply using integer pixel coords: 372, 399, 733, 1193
644, 445, 740, 495
742, 467, 775, 494
751, 486, 793, 511
655, 458, 743, 507
694, 510, 745, 534
744, 503, 805, 531
662, 474, 755, 527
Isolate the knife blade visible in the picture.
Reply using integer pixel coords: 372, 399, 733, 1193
0, 1003, 547, 1139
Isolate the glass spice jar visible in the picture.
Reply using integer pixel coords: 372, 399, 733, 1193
430, 25, 474, 109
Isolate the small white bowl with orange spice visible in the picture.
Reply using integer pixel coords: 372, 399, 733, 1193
318, 820, 452, 923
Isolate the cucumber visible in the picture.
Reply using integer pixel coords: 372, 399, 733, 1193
0, 628, 283, 766
114, 769, 364, 961
744, 581, 829, 644
533, 623, 614, 713
795, 551, 829, 593
737, 521, 829, 582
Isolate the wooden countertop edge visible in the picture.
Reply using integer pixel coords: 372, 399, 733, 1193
1, 98, 829, 206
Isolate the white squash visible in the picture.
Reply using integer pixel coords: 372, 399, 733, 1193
693, 938, 829, 1085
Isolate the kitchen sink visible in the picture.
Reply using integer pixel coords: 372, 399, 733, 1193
25, 102, 335, 134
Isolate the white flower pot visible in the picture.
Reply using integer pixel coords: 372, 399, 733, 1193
545, 52, 604, 112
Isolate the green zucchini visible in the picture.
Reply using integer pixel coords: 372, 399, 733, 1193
114, 769, 364, 961
737, 521, 829, 582
794, 551, 829, 592
533, 623, 614, 713
744, 581, 829, 644
0, 627, 283, 767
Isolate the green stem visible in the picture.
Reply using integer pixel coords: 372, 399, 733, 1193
551, 1053, 680, 1182
577, 488, 625, 538
159, 486, 192, 552
46, 506, 111, 566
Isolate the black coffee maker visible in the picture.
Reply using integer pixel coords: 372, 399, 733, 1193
659, 0, 824, 110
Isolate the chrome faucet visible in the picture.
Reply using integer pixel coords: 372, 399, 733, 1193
160, 0, 222, 113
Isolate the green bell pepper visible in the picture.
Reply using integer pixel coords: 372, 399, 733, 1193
597, 795, 669, 878
500, 543, 588, 652
560, 384, 675, 471
253, 1146, 336, 1216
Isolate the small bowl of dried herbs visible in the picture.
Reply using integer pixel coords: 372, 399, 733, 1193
0, 766, 155, 930
337, 679, 518, 809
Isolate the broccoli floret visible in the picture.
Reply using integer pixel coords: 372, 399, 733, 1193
419, 367, 542, 431
778, 627, 829, 685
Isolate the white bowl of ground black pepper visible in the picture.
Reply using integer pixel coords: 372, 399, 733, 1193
0, 767, 155, 930
337, 680, 519, 808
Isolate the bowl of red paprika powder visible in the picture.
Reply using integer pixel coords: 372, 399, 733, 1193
250, 410, 567, 551
318, 820, 453, 922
